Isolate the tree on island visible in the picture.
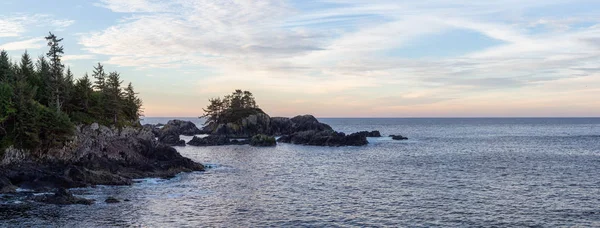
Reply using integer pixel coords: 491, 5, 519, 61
201, 90, 263, 126
0, 32, 144, 155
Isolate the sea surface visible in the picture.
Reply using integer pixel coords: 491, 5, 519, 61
2, 118, 600, 227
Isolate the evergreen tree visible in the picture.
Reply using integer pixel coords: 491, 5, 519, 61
35, 56, 51, 106
45, 32, 65, 112
12, 53, 40, 149
92, 62, 106, 91
62, 67, 75, 115
123, 82, 143, 123
106, 71, 123, 125
0, 51, 11, 83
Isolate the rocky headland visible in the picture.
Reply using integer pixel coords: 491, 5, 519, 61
0, 123, 204, 204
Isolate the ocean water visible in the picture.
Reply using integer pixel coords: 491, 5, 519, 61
2, 118, 600, 227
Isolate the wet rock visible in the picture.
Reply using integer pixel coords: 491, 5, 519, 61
31, 188, 94, 205
105, 197, 120, 204
390, 135, 408, 140
354, 131, 382, 137
277, 130, 368, 147
289, 115, 333, 132
249, 134, 276, 147
0, 175, 16, 194
187, 135, 230, 146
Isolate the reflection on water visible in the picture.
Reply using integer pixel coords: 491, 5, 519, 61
2, 118, 600, 227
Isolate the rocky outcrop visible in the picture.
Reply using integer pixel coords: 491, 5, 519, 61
354, 131, 382, 137
206, 113, 272, 138
288, 115, 333, 132
249, 134, 276, 147
390, 135, 408, 140
0, 123, 204, 197
277, 130, 368, 147
187, 135, 230, 146
161, 120, 203, 136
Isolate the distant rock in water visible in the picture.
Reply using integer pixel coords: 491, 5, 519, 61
390, 135, 408, 140
162, 120, 204, 136
30, 188, 94, 205
105, 197, 121, 204
250, 134, 277, 147
354, 131, 382, 138
188, 135, 230, 146
277, 130, 368, 147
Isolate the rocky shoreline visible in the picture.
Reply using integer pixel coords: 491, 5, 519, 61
0, 123, 204, 205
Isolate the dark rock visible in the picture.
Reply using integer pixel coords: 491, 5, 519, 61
249, 134, 276, 147
390, 135, 408, 140
269, 117, 295, 135
277, 130, 368, 147
158, 130, 186, 146
187, 135, 229, 146
289, 115, 333, 132
143, 124, 161, 137
205, 113, 272, 138
354, 131, 382, 137
31, 188, 94, 205
105, 197, 120, 204
161, 120, 202, 136
0, 123, 205, 199
0, 175, 16, 194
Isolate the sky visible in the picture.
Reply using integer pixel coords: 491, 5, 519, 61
1, 0, 599, 117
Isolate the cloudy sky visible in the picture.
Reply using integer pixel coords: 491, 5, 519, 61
1, 0, 599, 117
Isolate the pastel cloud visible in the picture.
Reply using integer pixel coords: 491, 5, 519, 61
37, 0, 600, 116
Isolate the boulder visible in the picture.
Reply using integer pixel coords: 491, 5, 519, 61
277, 130, 368, 147
289, 115, 333, 132
158, 131, 186, 147
249, 134, 276, 147
187, 135, 230, 146
31, 188, 94, 205
390, 135, 408, 140
354, 131, 382, 137
162, 120, 202, 136
105, 197, 120, 204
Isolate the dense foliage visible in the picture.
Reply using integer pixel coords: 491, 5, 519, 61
202, 90, 263, 126
0, 32, 143, 153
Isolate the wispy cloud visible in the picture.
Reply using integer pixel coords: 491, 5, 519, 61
0, 14, 74, 38
80, 0, 600, 116
0, 38, 45, 51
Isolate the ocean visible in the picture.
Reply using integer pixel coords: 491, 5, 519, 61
2, 118, 600, 227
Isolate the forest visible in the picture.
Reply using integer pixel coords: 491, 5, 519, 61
0, 32, 142, 153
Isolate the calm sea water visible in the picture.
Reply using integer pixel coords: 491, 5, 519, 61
2, 118, 600, 227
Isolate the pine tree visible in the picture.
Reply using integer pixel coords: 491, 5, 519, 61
0, 51, 11, 83
92, 62, 106, 91
62, 67, 75, 115
123, 82, 143, 123
12, 53, 40, 149
35, 56, 51, 106
45, 32, 65, 112
106, 71, 123, 125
